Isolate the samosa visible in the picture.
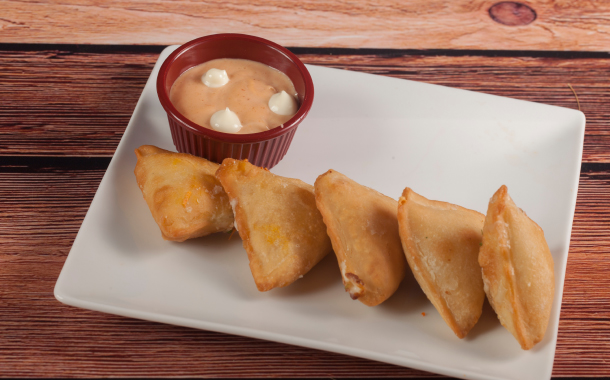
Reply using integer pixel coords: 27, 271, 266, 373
479, 185, 554, 350
134, 145, 234, 242
397, 188, 485, 338
215, 158, 332, 291
314, 169, 407, 306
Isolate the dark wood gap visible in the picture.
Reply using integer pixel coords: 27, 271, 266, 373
0, 156, 111, 172
0, 156, 606, 175
1, 43, 610, 59
0, 43, 167, 55
580, 163, 610, 174
291, 47, 610, 59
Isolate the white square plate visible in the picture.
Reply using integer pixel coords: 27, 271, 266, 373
55, 46, 585, 380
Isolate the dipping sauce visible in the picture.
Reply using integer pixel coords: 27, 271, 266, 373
169, 58, 299, 134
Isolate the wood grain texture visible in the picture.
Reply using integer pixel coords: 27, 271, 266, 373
2, 1, 610, 51
0, 165, 609, 378
2, 49, 609, 161
0, 49, 156, 157
556, 169, 610, 377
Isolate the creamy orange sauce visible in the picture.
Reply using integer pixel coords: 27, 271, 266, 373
169, 58, 298, 134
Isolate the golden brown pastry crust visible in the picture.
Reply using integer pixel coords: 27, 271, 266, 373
215, 159, 332, 292
134, 145, 234, 242
314, 170, 407, 306
398, 188, 485, 338
479, 185, 555, 350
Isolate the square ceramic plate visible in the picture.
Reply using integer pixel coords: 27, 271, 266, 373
55, 46, 585, 380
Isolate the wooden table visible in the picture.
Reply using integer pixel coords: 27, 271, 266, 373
2, 1, 609, 378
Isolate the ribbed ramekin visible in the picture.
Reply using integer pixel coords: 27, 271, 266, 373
157, 33, 314, 168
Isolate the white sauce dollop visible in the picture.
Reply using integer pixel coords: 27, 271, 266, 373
202, 68, 229, 88
268, 90, 298, 116
210, 108, 242, 133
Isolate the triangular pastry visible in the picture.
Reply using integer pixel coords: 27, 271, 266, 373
215, 159, 332, 291
479, 185, 554, 350
134, 145, 234, 242
397, 188, 485, 338
314, 169, 407, 306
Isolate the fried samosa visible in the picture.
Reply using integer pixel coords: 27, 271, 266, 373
314, 170, 407, 306
397, 188, 485, 338
479, 185, 555, 350
134, 145, 234, 242
215, 159, 332, 291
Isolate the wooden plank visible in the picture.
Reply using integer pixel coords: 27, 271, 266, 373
1, 49, 609, 161
0, 49, 156, 157
2, 1, 610, 51
0, 166, 609, 377
555, 169, 610, 377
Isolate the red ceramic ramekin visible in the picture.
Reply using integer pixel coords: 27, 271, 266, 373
157, 34, 314, 168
